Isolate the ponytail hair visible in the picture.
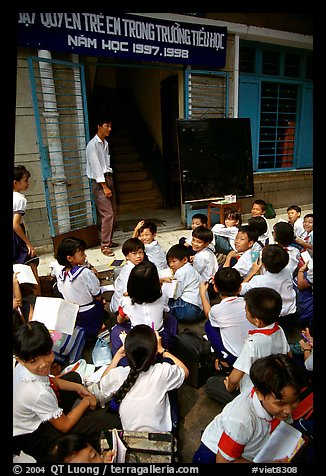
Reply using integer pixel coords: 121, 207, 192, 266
111, 325, 157, 405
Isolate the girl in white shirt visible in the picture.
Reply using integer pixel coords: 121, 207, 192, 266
13, 321, 120, 462
110, 261, 178, 357
13, 165, 40, 292
99, 324, 188, 432
56, 237, 105, 339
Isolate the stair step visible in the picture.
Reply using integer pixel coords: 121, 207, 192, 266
115, 161, 144, 172
117, 198, 163, 214
116, 170, 149, 182
118, 188, 162, 204
112, 144, 137, 155
117, 179, 154, 192
114, 152, 141, 163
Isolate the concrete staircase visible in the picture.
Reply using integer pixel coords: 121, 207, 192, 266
111, 128, 163, 214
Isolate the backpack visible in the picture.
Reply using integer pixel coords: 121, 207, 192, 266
52, 326, 86, 365
170, 329, 215, 388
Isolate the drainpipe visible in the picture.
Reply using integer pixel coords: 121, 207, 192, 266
71, 54, 93, 226
38, 49, 71, 234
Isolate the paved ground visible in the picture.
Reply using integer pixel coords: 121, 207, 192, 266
35, 205, 312, 463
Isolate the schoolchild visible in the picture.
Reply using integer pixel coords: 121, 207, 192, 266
44, 433, 115, 463
211, 209, 242, 257
166, 244, 204, 322
295, 262, 313, 329
205, 287, 291, 404
224, 287, 291, 395
13, 321, 120, 462
109, 238, 145, 313
179, 213, 210, 256
98, 324, 188, 432
272, 221, 300, 278
13, 165, 41, 294
133, 220, 167, 270
295, 213, 313, 256
240, 244, 297, 332
192, 226, 219, 282
287, 205, 305, 240
56, 237, 106, 339
250, 199, 273, 244
199, 267, 255, 375
110, 261, 178, 356
223, 225, 259, 278
193, 354, 305, 463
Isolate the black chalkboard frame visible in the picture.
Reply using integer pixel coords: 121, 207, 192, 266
176, 118, 255, 203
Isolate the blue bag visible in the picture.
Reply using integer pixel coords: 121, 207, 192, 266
52, 326, 86, 365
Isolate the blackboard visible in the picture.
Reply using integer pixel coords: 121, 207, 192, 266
176, 118, 254, 202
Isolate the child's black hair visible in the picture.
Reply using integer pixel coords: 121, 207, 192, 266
273, 222, 295, 247
192, 225, 213, 244
56, 237, 86, 268
248, 216, 268, 237
244, 287, 282, 325
252, 199, 267, 213
122, 238, 145, 257
14, 164, 31, 181
46, 433, 90, 463
224, 209, 242, 227
138, 221, 157, 235
127, 260, 162, 304
13, 321, 53, 362
303, 213, 313, 221
166, 243, 190, 262
192, 213, 208, 226
262, 244, 289, 273
111, 324, 157, 404
213, 267, 243, 296
287, 205, 302, 214
250, 354, 306, 399
237, 224, 259, 244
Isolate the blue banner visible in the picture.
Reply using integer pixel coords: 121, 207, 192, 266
18, 13, 227, 67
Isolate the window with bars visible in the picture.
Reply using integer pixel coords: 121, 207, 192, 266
239, 42, 312, 171
259, 82, 297, 169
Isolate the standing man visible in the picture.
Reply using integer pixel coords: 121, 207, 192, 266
86, 114, 119, 256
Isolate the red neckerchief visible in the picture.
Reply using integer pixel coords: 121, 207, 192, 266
248, 322, 280, 335
250, 388, 281, 433
49, 376, 61, 402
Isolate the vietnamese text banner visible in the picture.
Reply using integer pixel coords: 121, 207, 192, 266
18, 12, 227, 67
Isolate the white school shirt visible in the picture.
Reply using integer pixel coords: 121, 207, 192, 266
13, 191, 27, 215
201, 389, 292, 461
13, 364, 62, 436
293, 217, 305, 239
144, 240, 167, 270
120, 292, 170, 331
240, 268, 297, 316
232, 248, 253, 278
110, 261, 135, 313
211, 224, 238, 250
208, 296, 255, 357
173, 262, 203, 309
192, 247, 219, 282
233, 322, 290, 394
285, 245, 300, 277
100, 362, 185, 432
57, 266, 101, 312
86, 134, 112, 183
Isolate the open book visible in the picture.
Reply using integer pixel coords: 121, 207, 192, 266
253, 421, 305, 463
13, 263, 37, 285
101, 429, 127, 463
32, 296, 79, 335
